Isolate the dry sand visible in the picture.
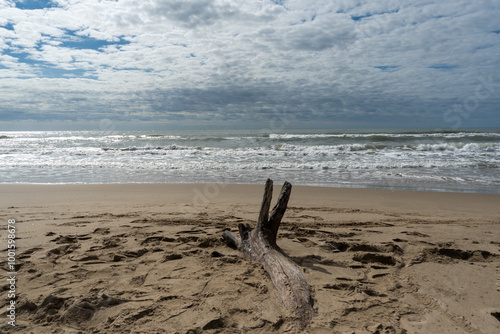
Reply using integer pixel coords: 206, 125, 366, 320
1, 183, 499, 334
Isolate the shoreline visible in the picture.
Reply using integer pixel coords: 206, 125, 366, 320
2, 182, 500, 213
2, 180, 500, 193
1, 182, 499, 333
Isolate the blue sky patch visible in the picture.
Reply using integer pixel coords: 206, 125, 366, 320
351, 14, 369, 21
14, 0, 59, 10
60, 31, 130, 50
374, 66, 399, 72
3, 49, 94, 79
429, 64, 458, 71
351, 9, 399, 21
173, 43, 188, 48
39, 66, 87, 78
0, 22, 15, 31
61, 37, 129, 51
272, 0, 286, 6
3, 50, 33, 64
61, 38, 112, 50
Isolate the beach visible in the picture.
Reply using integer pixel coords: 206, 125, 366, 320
1, 183, 499, 333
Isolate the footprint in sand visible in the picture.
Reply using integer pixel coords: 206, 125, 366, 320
46, 244, 80, 261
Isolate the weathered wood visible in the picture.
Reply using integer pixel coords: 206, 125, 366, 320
222, 179, 315, 325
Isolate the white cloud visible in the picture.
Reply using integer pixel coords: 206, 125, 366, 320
0, 0, 499, 129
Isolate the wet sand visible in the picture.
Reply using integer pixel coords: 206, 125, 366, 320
1, 183, 499, 333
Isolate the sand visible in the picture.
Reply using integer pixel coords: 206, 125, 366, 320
1, 183, 499, 334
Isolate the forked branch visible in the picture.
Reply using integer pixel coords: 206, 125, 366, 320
222, 179, 315, 325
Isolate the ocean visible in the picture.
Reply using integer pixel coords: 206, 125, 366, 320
1, 129, 499, 194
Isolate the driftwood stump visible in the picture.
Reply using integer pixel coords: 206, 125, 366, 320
222, 179, 315, 325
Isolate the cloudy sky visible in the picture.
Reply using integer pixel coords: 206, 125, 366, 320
0, 0, 499, 130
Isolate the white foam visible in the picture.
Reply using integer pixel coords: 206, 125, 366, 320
1, 130, 499, 193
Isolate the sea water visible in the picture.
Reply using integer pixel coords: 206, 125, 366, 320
0, 129, 499, 194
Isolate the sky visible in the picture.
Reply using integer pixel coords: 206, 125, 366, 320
0, 0, 499, 131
